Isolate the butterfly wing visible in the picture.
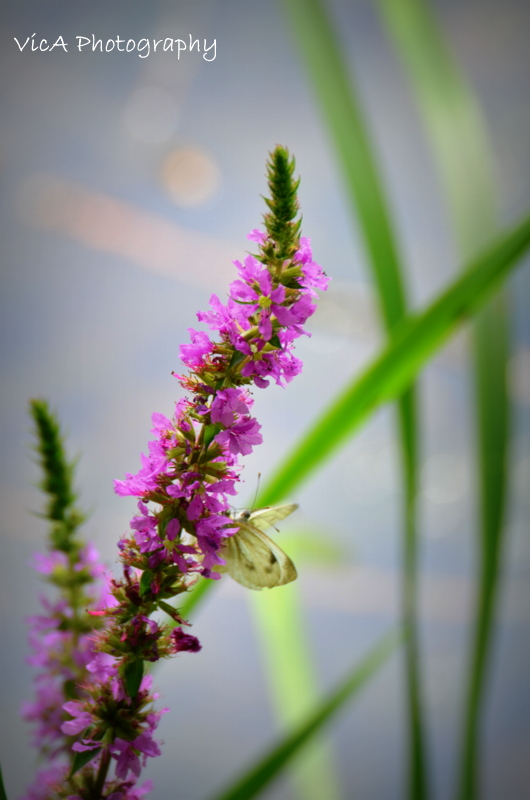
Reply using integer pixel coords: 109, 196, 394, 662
238, 503, 298, 532
220, 522, 297, 590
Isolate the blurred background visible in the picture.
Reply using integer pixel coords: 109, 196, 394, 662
0, 1, 529, 799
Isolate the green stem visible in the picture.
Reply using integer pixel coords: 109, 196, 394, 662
91, 747, 111, 800
457, 298, 509, 799
398, 390, 427, 799
457, 576, 499, 799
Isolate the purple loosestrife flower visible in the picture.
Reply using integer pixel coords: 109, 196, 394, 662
48, 147, 328, 800
110, 734, 162, 780
21, 536, 109, 758
20, 766, 70, 800
21, 401, 110, 799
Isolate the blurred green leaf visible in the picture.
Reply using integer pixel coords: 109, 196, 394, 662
280, 0, 425, 793
282, 0, 408, 327
123, 660, 144, 699
376, 0, 494, 248
207, 629, 402, 800
250, 584, 342, 800
139, 569, 154, 597
375, 4, 508, 797
258, 214, 530, 507
164, 209, 529, 800
70, 747, 102, 777
280, 529, 344, 565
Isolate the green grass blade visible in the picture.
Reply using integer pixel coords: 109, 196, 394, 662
279, 0, 425, 794
249, 586, 342, 800
374, 4, 509, 796
171, 215, 529, 615
375, 0, 494, 247
281, 0, 407, 327
257, 215, 530, 507
165, 216, 526, 797
460, 299, 509, 800
206, 629, 403, 800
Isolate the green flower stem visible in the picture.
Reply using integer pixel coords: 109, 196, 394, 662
91, 748, 111, 800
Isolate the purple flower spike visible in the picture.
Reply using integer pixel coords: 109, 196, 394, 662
42, 149, 329, 800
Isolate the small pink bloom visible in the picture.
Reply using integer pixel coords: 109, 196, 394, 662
179, 328, 214, 367
215, 416, 263, 456
61, 702, 94, 735
210, 387, 250, 427
247, 228, 267, 244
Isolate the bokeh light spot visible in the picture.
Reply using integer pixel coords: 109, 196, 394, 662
160, 146, 221, 207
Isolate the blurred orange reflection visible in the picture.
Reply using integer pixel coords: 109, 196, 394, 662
15, 173, 237, 289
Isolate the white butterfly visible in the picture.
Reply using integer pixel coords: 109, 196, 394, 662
218, 504, 298, 590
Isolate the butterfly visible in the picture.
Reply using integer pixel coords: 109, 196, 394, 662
218, 504, 298, 590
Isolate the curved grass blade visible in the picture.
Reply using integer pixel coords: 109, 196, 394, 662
207, 629, 402, 800
279, 0, 425, 794
170, 214, 529, 615
250, 585, 342, 800
176, 565, 341, 799
374, 4, 508, 797
375, 0, 494, 247
257, 214, 530, 507
166, 215, 527, 797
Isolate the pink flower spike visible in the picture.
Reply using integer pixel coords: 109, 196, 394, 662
94, 152, 327, 800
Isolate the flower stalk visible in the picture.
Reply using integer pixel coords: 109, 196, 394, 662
21, 400, 108, 799
26, 147, 328, 799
